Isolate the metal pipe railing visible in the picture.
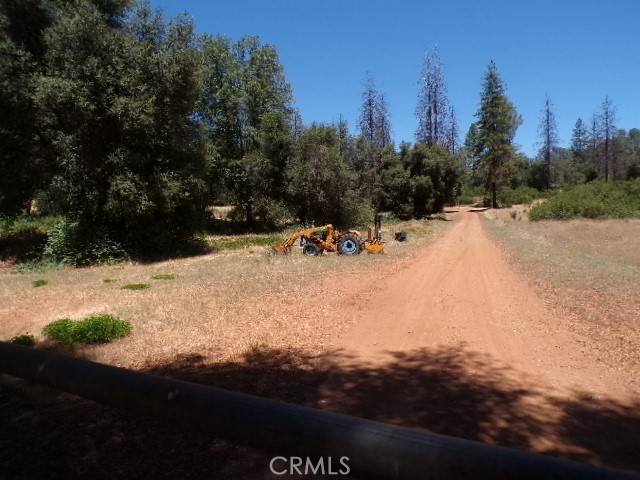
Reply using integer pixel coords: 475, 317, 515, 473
0, 342, 637, 480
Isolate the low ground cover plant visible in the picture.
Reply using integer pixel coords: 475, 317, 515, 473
121, 283, 150, 290
42, 314, 132, 345
151, 274, 176, 280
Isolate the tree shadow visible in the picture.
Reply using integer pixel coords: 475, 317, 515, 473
0, 228, 47, 264
1, 344, 638, 479
549, 394, 640, 472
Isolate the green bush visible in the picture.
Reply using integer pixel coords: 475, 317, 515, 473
498, 186, 542, 207
32, 279, 49, 287
43, 314, 132, 345
44, 219, 128, 267
15, 259, 60, 273
529, 180, 640, 221
8, 333, 36, 347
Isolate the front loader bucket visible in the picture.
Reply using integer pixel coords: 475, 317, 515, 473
363, 240, 385, 254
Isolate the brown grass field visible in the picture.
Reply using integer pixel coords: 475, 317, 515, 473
484, 207, 640, 390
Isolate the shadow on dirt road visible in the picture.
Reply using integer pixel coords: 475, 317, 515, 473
1, 344, 639, 479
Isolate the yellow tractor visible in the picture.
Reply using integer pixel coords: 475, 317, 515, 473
271, 217, 385, 256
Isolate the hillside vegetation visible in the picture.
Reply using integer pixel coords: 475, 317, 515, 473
529, 180, 640, 221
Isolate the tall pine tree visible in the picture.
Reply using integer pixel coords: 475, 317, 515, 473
536, 95, 559, 190
415, 46, 457, 153
474, 61, 521, 208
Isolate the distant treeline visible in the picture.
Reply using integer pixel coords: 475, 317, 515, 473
1, 1, 638, 264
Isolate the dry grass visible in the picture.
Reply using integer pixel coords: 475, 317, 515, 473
208, 205, 234, 220
0, 219, 447, 369
484, 210, 640, 384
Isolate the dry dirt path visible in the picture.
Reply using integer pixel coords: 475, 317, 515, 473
330, 209, 633, 400
314, 209, 639, 469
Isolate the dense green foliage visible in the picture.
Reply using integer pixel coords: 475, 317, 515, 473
376, 143, 462, 218
497, 186, 543, 207
287, 124, 374, 227
529, 181, 640, 221
43, 314, 133, 345
199, 35, 294, 226
2, 1, 211, 261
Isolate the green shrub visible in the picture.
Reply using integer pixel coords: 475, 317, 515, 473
43, 314, 132, 345
121, 283, 150, 290
9, 333, 36, 347
151, 274, 175, 280
44, 219, 128, 267
32, 279, 49, 287
529, 180, 640, 221
456, 184, 485, 206
498, 186, 542, 207
15, 259, 60, 273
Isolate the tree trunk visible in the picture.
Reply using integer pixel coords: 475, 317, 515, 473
245, 200, 254, 228
492, 182, 498, 209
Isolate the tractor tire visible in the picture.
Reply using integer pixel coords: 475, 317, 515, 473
338, 233, 362, 255
303, 243, 321, 256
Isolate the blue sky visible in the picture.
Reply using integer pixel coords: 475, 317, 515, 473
152, 0, 639, 157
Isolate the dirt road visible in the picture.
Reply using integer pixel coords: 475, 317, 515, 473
314, 209, 638, 469
331, 209, 633, 400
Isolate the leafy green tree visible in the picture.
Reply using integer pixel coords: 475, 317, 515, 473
33, 1, 212, 260
286, 124, 370, 227
377, 143, 461, 218
474, 61, 521, 208
408, 144, 461, 216
377, 162, 413, 219
0, 8, 40, 214
199, 35, 294, 225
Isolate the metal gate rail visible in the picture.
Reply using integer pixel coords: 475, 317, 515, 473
0, 343, 637, 479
